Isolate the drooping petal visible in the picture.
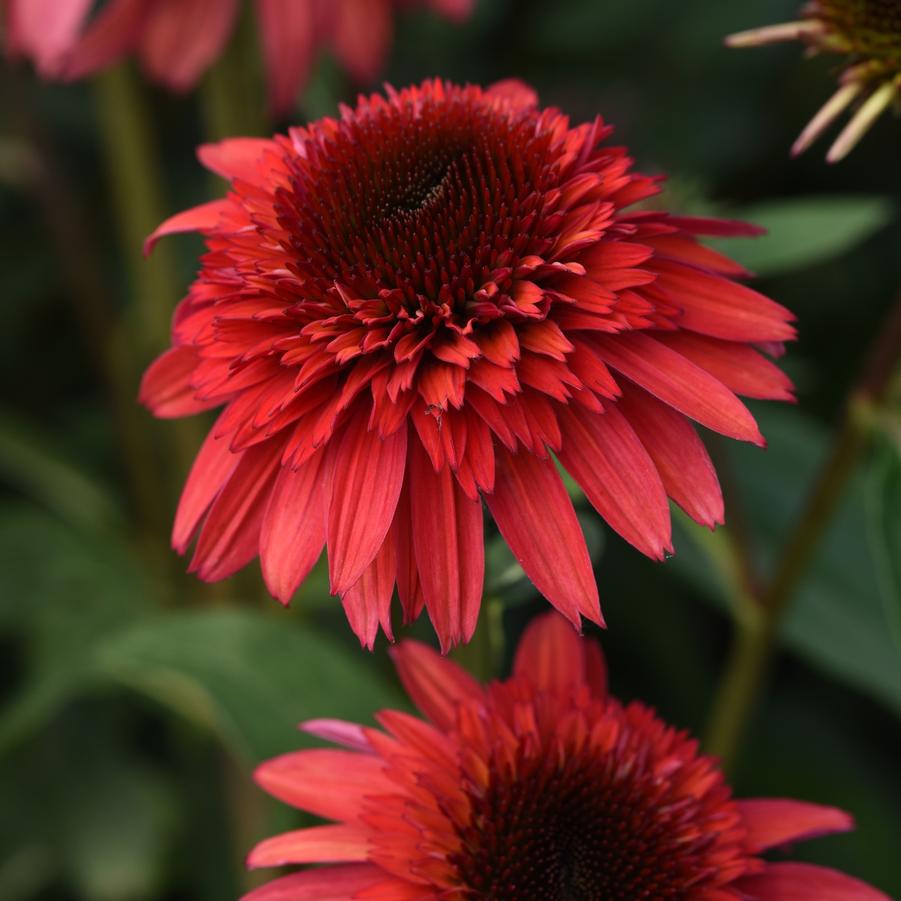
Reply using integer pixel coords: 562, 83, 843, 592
6, 0, 93, 77
410, 438, 484, 652
330, 0, 392, 83
558, 404, 672, 559
735, 863, 890, 900
615, 384, 724, 529
189, 442, 281, 581
137, 0, 239, 90
255, 0, 318, 115
260, 449, 328, 603
390, 641, 482, 730
143, 199, 228, 255
737, 799, 853, 853
247, 824, 370, 868
513, 612, 607, 698
486, 447, 602, 628
63, 0, 148, 81
138, 346, 215, 418
254, 750, 395, 821
593, 333, 764, 444
327, 416, 407, 594
341, 531, 396, 649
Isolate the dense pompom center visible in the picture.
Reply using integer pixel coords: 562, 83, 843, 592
278, 89, 555, 324
450, 709, 741, 900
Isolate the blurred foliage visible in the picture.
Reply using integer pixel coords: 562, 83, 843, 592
1, 0, 899, 897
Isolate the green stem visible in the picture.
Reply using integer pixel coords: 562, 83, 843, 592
705, 294, 901, 768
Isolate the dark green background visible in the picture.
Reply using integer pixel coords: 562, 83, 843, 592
1, 0, 899, 898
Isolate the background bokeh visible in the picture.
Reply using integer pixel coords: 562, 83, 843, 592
1, 0, 900, 898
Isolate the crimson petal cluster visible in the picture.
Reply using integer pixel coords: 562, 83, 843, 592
141, 79, 795, 650
244, 613, 888, 900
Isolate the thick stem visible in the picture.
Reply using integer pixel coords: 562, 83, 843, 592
705, 293, 901, 769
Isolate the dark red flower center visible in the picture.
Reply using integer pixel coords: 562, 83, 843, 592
449, 704, 745, 900
276, 87, 556, 327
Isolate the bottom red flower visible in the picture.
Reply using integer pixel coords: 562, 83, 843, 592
246, 615, 888, 900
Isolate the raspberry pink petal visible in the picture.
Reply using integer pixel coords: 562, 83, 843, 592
410, 440, 484, 652
255, 0, 317, 115
736, 863, 891, 900
513, 612, 603, 696
6, 0, 92, 77
247, 824, 370, 868
300, 718, 372, 752
241, 864, 390, 901
390, 641, 482, 729
486, 447, 602, 628
143, 199, 228, 255
737, 799, 854, 852
558, 404, 672, 559
137, 0, 238, 91
593, 333, 765, 445
260, 449, 328, 604
327, 417, 407, 595
63, 0, 148, 82
171, 416, 240, 553
664, 215, 766, 237
189, 443, 281, 581
486, 77, 539, 110
254, 750, 395, 821
616, 385, 724, 528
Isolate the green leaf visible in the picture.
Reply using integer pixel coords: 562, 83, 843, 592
672, 409, 901, 717
93, 609, 403, 761
710, 196, 893, 277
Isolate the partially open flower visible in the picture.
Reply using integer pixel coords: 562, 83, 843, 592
727, 1, 901, 161
141, 80, 795, 650
3, 0, 473, 114
245, 613, 889, 900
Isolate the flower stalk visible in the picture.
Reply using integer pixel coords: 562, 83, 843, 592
707, 291, 901, 768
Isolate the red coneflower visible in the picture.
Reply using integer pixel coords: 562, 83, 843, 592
244, 613, 888, 900
3, 0, 473, 114
727, 1, 901, 161
141, 80, 795, 650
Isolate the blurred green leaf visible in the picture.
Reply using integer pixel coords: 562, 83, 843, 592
94, 609, 403, 761
711, 196, 893, 278
673, 409, 901, 716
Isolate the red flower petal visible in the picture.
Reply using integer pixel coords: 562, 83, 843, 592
327, 416, 407, 594
737, 799, 853, 852
197, 137, 274, 184
593, 332, 764, 444
486, 447, 602, 628
255, 0, 316, 115
139, 345, 214, 418
260, 449, 328, 604
390, 640, 482, 730
513, 612, 607, 698
410, 439, 484, 652
247, 824, 370, 868
254, 750, 394, 821
341, 532, 396, 650
558, 404, 672, 559
300, 718, 372, 752
616, 384, 724, 529
143, 199, 228, 255
240, 864, 389, 901
736, 863, 890, 900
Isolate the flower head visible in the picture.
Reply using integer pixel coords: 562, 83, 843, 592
245, 613, 888, 900
4, 0, 473, 114
141, 79, 795, 650
727, 1, 901, 161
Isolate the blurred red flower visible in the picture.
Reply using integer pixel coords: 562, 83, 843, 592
245, 613, 887, 900
4, 0, 473, 113
142, 80, 795, 650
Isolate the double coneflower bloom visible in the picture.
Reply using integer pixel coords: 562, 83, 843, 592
142, 79, 796, 650
4, 0, 472, 113
727, 0, 901, 161
245, 613, 887, 899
